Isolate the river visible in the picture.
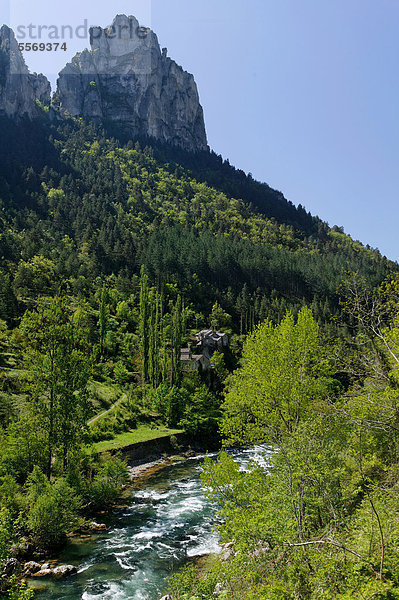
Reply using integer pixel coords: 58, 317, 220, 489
31, 446, 269, 600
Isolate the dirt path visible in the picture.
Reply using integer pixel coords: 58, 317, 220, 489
87, 393, 126, 425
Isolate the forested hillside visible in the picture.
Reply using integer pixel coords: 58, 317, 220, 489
0, 109, 397, 599
169, 277, 399, 600
0, 113, 393, 330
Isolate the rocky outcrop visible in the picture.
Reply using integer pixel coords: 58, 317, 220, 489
30, 72, 51, 105
0, 16, 207, 151
0, 25, 50, 117
56, 14, 208, 152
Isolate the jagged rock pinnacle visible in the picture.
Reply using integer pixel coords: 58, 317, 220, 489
56, 15, 208, 152
0, 25, 50, 118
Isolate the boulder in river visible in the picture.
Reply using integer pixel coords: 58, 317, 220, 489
23, 561, 42, 575
90, 522, 107, 531
74, 521, 107, 534
53, 564, 78, 578
31, 563, 77, 578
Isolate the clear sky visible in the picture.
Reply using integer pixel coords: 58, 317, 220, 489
2, 1, 398, 261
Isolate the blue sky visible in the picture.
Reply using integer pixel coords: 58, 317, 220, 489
2, 1, 399, 261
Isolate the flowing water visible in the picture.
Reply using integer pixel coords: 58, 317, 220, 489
32, 446, 269, 600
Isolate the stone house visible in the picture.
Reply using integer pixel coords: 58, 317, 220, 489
180, 329, 229, 372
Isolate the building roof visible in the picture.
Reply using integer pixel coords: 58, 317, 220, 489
180, 348, 192, 361
196, 329, 227, 338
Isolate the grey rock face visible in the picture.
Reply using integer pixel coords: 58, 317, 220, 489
0, 25, 50, 117
30, 73, 51, 105
56, 14, 208, 152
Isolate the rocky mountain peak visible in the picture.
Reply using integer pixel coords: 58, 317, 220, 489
0, 17, 207, 153
56, 14, 208, 152
0, 25, 51, 118
89, 14, 158, 59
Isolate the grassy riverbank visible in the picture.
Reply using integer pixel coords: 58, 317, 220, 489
93, 425, 184, 453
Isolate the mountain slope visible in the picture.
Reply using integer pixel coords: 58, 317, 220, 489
0, 114, 394, 330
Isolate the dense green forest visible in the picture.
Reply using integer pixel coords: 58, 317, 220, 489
168, 276, 399, 599
0, 109, 398, 599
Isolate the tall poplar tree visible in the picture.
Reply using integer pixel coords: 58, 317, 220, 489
139, 266, 150, 383
98, 284, 109, 356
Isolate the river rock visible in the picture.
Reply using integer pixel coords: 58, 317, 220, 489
2, 558, 20, 576
219, 542, 235, 562
52, 564, 78, 577
90, 521, 107, 531
32, 563, 77, 578
75, 521, 107, 533
56, 14, 208, 152
33, 568, 53, 577
23, 561, 42, 575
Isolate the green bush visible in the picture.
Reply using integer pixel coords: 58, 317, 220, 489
114, 360, 130, 385
3, 576, 34, 600
179, 386, 220, 437
167, 563, 218, 600
26, 467, 82, 550
84, 454, 129, 511
0, 475, 21, 514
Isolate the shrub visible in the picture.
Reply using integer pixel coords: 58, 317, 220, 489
26, 467, 82, 550
84, 454, 129, 511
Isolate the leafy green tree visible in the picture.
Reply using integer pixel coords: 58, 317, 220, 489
0, 416, 47, 482
170, 294, 184, 385
20, 296, 91, 477
0, 506, 13, 563
179, 386, 220, 437
84, 454, 129, 510
209, 301, 232, 331
0, 272, 17, 323
13, 256, 56, 299
148, 289, 161, 388
139, 266, 150, 383
221, 307, 331, 445
210, 351, 229, 388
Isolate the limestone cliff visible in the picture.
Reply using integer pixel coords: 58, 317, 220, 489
30, 73, 51, 106
56, 14, 208, 152
0, 25, 50, 118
